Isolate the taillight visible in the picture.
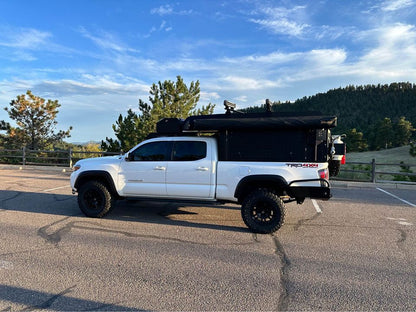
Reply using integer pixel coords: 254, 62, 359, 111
341, 155, 346, 165
319, 168, 329, 180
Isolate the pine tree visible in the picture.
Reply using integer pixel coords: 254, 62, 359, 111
394, 117, 414, 147
102, 76, 215, 152
4, 90, 72, 149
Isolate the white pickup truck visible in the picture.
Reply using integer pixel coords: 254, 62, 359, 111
70, 102, 343, 233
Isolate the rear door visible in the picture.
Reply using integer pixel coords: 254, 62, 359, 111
166, 139, 215, 199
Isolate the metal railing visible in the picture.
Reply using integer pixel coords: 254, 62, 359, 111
0, 147, 121, 168
333, 159, 416, 184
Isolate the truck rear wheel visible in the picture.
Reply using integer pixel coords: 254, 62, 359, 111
78, 181, 114, 218
241, 189, 285, 234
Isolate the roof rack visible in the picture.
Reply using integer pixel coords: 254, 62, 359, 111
152, 99, 337, 137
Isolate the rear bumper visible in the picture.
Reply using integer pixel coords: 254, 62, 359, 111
286, 179, 331, 200
287, 186, 331, 200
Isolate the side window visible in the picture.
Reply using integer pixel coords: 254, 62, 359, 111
131, 141, 172, 161
173, 141, 207, 161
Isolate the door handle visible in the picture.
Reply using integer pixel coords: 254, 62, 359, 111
197, 167, 209, 171
154, 166, 166, 171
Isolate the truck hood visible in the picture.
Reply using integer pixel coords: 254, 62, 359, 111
75, 155, 125, 170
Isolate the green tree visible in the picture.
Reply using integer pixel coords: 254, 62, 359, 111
410, 141, 416, 157
345, 128, 368, 152
0, 120, 10, 145
394, 116, 414, 147
102, 109, 141, 152
369, 118, 394, 150
0, 120, 9, 130
102, 76, 215, 152
4, 90, 72, 149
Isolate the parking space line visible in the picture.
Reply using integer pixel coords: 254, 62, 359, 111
42, 185, 71, 192
311, 199, 322, 213
377, 188, 416, 208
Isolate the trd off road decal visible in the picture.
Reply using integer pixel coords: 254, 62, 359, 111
286, 163, 319, 168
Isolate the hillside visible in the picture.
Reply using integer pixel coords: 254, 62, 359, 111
246, 83, 415, 129
347, 146, 416, 164
243, 82, 416, 151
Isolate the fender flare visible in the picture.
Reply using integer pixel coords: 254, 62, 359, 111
234, 175, 288, 201
74, 170, 120, 197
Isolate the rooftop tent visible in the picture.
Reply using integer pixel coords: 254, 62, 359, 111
156, 98, 337, 134
182, 113, 337, 131
156, 113, 337, 134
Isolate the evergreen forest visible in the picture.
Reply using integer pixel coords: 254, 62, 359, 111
244, 82, 416, 152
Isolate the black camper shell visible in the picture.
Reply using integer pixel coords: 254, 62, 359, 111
154, 104, 337, 163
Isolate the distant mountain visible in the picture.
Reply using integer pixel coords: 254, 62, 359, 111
69, 141, 101, 146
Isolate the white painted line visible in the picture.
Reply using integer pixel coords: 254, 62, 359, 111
376, 188, 416, 208
0, 260, 13, 269
311, 199, 322, 214
387, 217, 407, 221
42, 185, 71, 192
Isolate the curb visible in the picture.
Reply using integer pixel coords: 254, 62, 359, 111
331, 180, 416, 190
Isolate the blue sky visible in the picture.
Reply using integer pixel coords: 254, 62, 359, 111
1, 0, 416, 143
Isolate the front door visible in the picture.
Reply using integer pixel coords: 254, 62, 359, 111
118, 141, 172, 196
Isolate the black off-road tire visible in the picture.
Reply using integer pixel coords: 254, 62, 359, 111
329, 160, 341, 177
78, 180, 114, 218
241, 189, 286, 234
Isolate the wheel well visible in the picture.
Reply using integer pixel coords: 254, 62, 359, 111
234, 175, 288, 203
75, 171, 121, 199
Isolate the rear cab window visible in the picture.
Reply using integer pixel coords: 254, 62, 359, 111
172, 141, 207, 161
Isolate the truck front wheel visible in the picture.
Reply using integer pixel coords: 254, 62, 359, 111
241, 189, 285, 234
78, 181, 114, 218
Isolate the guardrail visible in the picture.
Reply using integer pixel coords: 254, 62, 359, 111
0, 147, 121, 168
333, 159, 416, 184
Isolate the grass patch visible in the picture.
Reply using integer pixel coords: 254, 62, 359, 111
337, 146, 416, 182
346, 146, 416, 164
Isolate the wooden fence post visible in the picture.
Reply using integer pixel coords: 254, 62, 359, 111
68, 148, 73, 168
371, 158, 376, 183
22, 147, 26, 166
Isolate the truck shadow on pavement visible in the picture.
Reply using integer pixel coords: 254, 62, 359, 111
0, 190, 248, 233
0, 284, 140, 311
112, 198, 248, 233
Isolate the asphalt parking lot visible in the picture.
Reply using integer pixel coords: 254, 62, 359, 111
1, 165, 416, 311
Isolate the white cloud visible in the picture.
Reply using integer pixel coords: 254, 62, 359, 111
381, 0, 415, 11
249, 5, 309, 37
79, 27, 140, 53
222, 51, 301, 64
305, 49, 347, 65
219, 76, 279, 91
0, 27, 51, 49
150, 4, 193, 16
33, 75, 150, 98
200, 91, 220, 101
354, 24, 416, 78
0, 27, 58, 61
151, 5, 173, 16
233, 95, 248, 102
